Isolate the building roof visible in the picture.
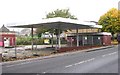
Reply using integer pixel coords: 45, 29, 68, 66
8, 17, 102, 30
0, 25, 10, 32
96, 32, 112, 35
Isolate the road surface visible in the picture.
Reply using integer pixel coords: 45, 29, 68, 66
2, 45, 119, 74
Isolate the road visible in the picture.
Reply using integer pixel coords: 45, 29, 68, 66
2, 45, 119, 74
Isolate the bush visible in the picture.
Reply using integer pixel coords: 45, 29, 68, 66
16, 36, 45, 45
16, 37, 31, 45
16, 36, 67, 45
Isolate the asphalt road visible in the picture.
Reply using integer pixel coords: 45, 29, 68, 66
2, 45, 119, 74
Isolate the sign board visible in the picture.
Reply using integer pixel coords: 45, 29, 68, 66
67, 37, 74, 42
4, 37, 10, 47
44, 39, 50, 44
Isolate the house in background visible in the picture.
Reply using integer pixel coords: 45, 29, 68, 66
19, 28, 35, 36
0, 25, 16, 47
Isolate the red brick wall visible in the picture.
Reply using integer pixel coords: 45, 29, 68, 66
102, 35, 111, 45
1, 34, 16, 47
10, 37, 16, 46
58, 46, 98, 53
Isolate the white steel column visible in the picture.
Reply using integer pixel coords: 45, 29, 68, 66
14, 35, 17, 58
82, 36, 84, 46
58, 29, 61, 48
31, 27, 34, 50
51, 33, 54, 47
91, 35, 94, 46
76, 28, 79, 47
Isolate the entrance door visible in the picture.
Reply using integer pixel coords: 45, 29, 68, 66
83, 36, 88, 46
4, 37, 10, 47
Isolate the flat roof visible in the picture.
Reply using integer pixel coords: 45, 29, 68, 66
8, 17, 102, 30
96, 32, 112, 35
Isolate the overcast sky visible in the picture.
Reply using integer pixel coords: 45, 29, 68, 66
0, 0, 119, 31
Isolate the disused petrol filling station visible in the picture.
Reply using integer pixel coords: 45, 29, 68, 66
9, 17, 111, 51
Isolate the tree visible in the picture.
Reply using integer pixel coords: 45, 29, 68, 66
36, 27, 49, 38
46, 9, 77, 19
98, 8, 120, 37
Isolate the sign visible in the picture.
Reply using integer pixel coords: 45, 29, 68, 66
67, 37, 74, 42
44, 39, 50, 44
4, 37, 10, 47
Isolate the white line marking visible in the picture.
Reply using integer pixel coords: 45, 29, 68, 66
102, 52, 117, 57
42, 72, 46, 74
87, 58, 95, 62
74, 61, 85, 65
6, 65, 15, 67
65, 58, 95, 68
108, 52, 117, 55
6, 61, 32, 67
102, 54, 107, 57
20, 62, 27, 65
65, 65, 73, 68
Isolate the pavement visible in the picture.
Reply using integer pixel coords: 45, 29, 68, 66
1, 45, 66, 58
2, 45, 119, 74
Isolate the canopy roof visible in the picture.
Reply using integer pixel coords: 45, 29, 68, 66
8, 17, 102, 30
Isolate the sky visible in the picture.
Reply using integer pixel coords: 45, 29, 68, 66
0, 0, 119, 31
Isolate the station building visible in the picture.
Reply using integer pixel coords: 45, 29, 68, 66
66, 29, 111, 47
0, 25, 16, 47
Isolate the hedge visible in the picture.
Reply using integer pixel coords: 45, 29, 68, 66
16, 36, 67, 45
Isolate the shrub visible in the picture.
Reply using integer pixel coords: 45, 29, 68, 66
16, 36, 67, 45
16, 36, 45, 45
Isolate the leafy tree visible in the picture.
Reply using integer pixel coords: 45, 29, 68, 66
98, 8, 120, 37
36, 27, 49, 38
46, 9, 77, 19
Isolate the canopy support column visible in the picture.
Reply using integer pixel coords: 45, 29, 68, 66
58, 29, 61, 48
91, 36, 94, 46
76, 28, 79, 47
82, 35, 84, 46
51, 33, 54, 47
31, 27, 34, 50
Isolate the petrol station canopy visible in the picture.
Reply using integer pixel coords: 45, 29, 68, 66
8, 17, 102, 29
8, 17, 102, 49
